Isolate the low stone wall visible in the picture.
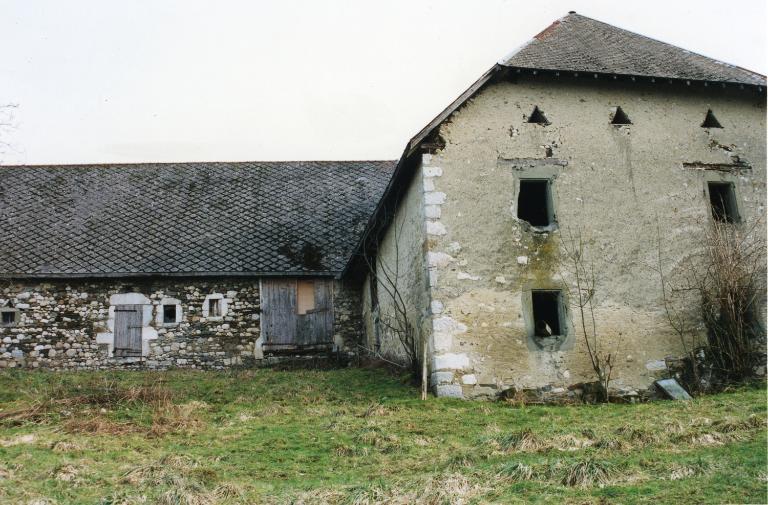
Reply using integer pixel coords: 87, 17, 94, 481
0, 277, 361, 369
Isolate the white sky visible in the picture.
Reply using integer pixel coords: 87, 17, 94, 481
1, 0, 765, 165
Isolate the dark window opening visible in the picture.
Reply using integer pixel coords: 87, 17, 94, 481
701, 109, 722, 128
531, 291, 562, 337
517, 179, 553, 227
208, 298, 221, 317
611, 106, 632, 125
1, 311, 16, 325
162, 304, 177, 324
369, 274, 379, 311
527, 106, 549, 125
708, 182, 738, 223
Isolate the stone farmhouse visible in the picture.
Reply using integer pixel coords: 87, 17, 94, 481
1, 13, 765, 399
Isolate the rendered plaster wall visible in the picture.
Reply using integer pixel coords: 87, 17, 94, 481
0, 278, 362, 369
364, 163, 433, 365
423, 75, 766, 399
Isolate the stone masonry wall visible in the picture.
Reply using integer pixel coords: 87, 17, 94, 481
0, 277, 361, 369
419, 76, 766, 399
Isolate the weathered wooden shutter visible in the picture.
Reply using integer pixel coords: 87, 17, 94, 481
262, 280, 298, 347
114, 304, 143, 356
262, 279, 334, 350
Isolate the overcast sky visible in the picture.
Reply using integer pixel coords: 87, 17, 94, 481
1, 0, 765, 165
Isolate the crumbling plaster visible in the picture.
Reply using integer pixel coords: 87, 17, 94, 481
419, 76, 766, 398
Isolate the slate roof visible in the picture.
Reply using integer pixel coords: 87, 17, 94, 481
0, 161, 395, 278
502, 13, 766, 86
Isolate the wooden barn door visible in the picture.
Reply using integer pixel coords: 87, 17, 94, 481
114, 304, 143, 356
262, 279, 334, 350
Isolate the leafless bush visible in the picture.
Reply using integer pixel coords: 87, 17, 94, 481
562, 226, 614, 402
696, 221, 766, 382
657, 219, 766, 388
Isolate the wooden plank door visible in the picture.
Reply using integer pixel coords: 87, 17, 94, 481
262, 279, 334, 349
262, 279, 298, 346
114, 304, 143, 356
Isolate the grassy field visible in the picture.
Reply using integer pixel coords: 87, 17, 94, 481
0, 368, 765, 504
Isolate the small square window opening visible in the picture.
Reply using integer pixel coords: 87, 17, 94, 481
531, 290, 563, 337
2, 311, 16, 325
708, 182, 739, 223
162, 304, 177, 324
208, 299, 221, 318
297, 280, 316, 315
518, 179, 554, 228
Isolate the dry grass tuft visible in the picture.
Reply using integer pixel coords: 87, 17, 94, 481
496, 429, 546, 452
50, 440, 85, 452
63, 415, 141, 436
52, 464, 80, 482
498, 461, 535, 481
149, 400, 208, 437
552, 434, 594, 451
562, 458, 617, 487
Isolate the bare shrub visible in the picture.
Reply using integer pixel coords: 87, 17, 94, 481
562, 226, 615, 402
561, 458, 617, 487
656, 219, 766, 389
697, 221, 766, 382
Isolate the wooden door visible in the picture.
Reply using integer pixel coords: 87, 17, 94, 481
114, 304, 143, 356
262, 279, 334, 350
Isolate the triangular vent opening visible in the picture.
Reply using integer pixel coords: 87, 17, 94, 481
610, 106, 632, 125
527, 106, 549, 125
701, 109, 723, 128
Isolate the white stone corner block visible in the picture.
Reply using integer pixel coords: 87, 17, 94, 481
456, 271, 480, 281
427, 251, 454, 268
423, 166, 443, 178
461, 374, 478, 385
435, 384, 464, 399
433, 353, 470, 370
431, 371, 454, 385
426, 221, 447, 236
421, 153, 432, 166
424, 191, 446, 205
430, 300, 444, 315
423, 177, 435, 192
424, 205, 442, 219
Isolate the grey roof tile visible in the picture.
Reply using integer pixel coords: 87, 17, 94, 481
502, 13, 765, 86
0, 161, 395, 277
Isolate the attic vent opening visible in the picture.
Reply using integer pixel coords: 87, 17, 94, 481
701, 109, 723, 128
527, 106, 549, 125
610, 107, 632, 125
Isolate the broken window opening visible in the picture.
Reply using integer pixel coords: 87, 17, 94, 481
208, 298, 221, 318
701, 109, 723, 128
297, 280, 316, 315
531, 290, 563, 337
517, 179, 554, 228
610, 106, 632, 125
1, 311, 16, 326
707, 182, 739, 223
527, 106, 549, 125
162, 304, 177, 324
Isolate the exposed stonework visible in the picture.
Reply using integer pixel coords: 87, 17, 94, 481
0, 278, 361, 369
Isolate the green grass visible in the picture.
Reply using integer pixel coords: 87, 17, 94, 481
0, 368, 765, 504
